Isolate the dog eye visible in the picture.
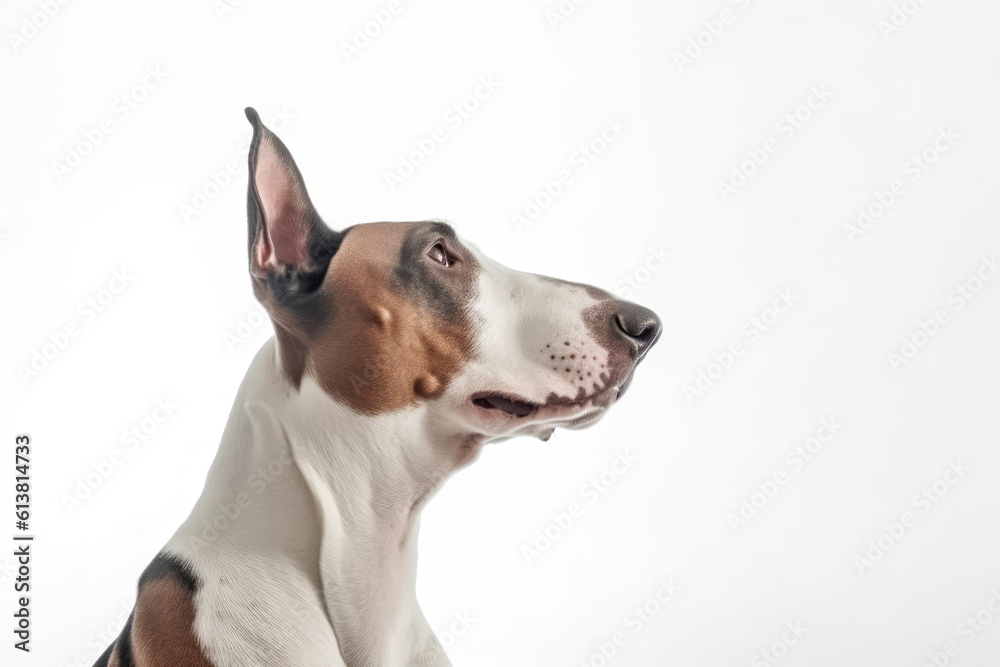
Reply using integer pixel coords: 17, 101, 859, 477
427, 242, 454, 267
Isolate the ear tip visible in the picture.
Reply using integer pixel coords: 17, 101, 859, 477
245, 106, 261, 127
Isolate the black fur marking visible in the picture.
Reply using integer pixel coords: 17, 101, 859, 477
91, 554, 200, 667
92, 641, 114, 667
263, 222, 344, 306
393, 221, 466, 321
138, 553, 200, 593
114, 611, 136, 666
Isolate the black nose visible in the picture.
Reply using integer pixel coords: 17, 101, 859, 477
614, 303, 662, 357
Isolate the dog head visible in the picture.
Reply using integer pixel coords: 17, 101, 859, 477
244, 108, 660, 445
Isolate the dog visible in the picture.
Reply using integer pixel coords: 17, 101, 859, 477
94, 107, 661, 666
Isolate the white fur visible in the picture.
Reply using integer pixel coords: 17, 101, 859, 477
162, 240, 616, 665
450, 247, 614, 438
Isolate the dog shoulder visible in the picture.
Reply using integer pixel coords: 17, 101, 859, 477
94, 553, 214, 667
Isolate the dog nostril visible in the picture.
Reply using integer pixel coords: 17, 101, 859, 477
614, 304, 662, 354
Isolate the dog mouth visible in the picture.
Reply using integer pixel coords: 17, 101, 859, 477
471, 393, 538, 417
470, 386, 621, 421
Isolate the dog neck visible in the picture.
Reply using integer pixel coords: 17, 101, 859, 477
173, 338, 471, 665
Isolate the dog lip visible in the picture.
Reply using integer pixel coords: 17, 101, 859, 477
470, 392, 539, 417
469, 385, 619, 421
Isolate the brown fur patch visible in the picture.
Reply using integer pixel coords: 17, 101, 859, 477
307, 222, 478, 414
131, 577, 213, 666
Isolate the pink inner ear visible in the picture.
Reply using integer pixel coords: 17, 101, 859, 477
254, 136, 309, 270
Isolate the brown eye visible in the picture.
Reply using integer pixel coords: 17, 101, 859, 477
427, 242, 454, 267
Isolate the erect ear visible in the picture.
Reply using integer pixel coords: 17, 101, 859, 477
245, 107, 343, 304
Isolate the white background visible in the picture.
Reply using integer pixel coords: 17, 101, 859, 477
3, 0, 1000, 665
